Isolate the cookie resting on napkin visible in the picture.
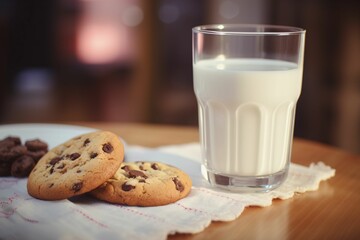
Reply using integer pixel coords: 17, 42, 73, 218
91, 161, 192, 206
27, 131, 124, 200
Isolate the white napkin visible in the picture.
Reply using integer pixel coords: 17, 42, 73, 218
0, 143, 335, 240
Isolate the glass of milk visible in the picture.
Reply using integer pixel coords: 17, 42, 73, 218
192, 24, 305, 192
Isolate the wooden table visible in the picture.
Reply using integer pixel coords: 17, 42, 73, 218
78, 122, 360, 239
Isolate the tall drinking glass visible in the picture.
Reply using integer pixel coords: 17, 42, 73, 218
192, 24, 305, 192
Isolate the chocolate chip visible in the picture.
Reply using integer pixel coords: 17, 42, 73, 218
121, 165, 130, 172
26, 150, 47, 162
102, 143, 113, 153
90, 152, 98, 159
10, 155, 35, 177
2, 136, 21, 146
69, 153, 80, 160
76, 169, 81, 173
0, 162, 11, 176
11, 145, 27, 154
72, 182, 83, 192
139, 165, 144, 170
122, 183, 135, 191
0, 140, 15, 151
172, 177, 184, 192
25, 139, 48, 152
10, 146, 27, 160
83, 138, 90, 147
128, 170, 148, 179
49, 183, 54, 188
0, 145, 27, 162
151, 163, 159, 170
50, 157, 61, 165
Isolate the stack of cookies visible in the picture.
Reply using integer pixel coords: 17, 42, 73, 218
0, 136, 48, 177
27, 131, 192, 206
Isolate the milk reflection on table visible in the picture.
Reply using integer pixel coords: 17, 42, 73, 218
194, 58, 303, 176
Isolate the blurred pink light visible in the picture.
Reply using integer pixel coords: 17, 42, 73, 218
76, 22, 127, 64
197, 33, 204, 54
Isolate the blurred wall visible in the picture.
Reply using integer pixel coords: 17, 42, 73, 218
0, 0, 359, 153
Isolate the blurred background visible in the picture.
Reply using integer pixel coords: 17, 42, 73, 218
0, 0, 359, 153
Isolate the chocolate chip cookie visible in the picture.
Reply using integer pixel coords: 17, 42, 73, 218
91, 161, 192, 206
27, 131, 124, 200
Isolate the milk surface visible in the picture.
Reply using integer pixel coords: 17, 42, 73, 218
194, 58, 302, 176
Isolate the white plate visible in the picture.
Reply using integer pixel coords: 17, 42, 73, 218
0, 123, 98, 148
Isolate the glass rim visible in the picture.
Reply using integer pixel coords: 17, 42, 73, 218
192, 24, 305, 36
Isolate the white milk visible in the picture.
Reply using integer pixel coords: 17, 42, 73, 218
194, 58, 302, 176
